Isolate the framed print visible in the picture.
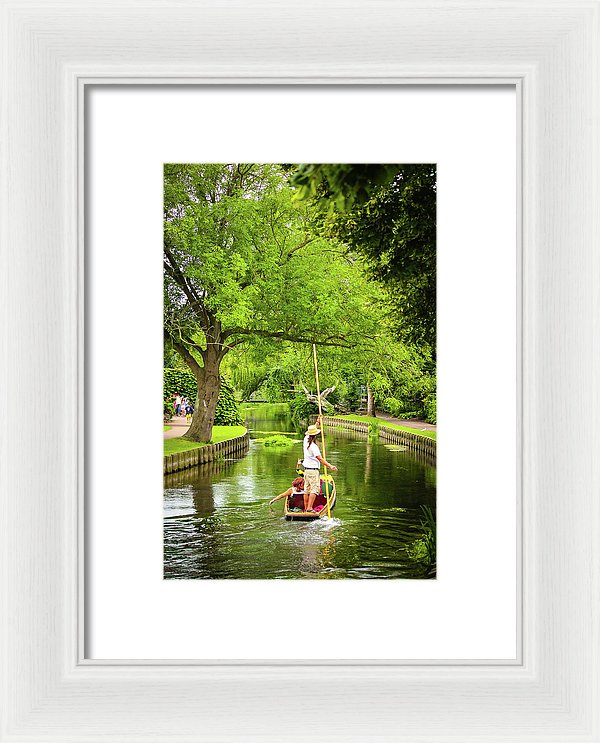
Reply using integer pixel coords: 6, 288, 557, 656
1, 1, 599, 741
86, 85, 517, 661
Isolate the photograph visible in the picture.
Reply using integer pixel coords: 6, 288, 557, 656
163, 163, 437, 579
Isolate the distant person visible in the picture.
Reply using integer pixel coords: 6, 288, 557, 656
302, 416, 337, 513
185, 401, 194, 423
174, 393, 182, 416
269, 477, 305, 506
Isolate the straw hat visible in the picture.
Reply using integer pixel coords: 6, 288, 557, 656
305, 424, 321, 436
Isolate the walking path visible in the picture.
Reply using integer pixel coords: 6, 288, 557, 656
373, 411, 436, 432
164, 416, 190, 439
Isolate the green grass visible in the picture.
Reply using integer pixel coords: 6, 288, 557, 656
163, 425, 171, 432
334, 414, 436, 440
164, 425, 247, 455
240, 401, 289, 413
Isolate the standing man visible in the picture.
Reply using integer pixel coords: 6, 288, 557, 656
302, 416, 337, 513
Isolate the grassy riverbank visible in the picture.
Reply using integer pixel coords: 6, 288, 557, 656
333, 414, 437, 440
164, 425, 247, 455
240, 402, 289, 414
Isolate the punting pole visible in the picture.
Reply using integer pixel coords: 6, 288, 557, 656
312, 343, 332, 518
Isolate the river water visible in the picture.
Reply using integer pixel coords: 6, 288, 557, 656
164, 404, 436, 579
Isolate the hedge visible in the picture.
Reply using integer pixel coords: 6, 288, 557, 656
164, 367, 242, 425
164, 368, 197, 402
214, 378, 243, 426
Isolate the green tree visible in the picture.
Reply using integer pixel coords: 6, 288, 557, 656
224, 329, 433, 420
290, 164, 401, 211
291, 164, 436, 350
164, 163, 384, 442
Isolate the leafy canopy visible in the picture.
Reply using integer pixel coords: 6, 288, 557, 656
290, 164, 436, 350
164, 163, 386, 358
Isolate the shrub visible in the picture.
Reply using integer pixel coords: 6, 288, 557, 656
407, 505, 436, 575
214, 377, 243, 425
163, 368, 243, 425
289, 396, 318, 427
396, 411, 420, 420
368, 420, 380, 439
383, 397, 402, 417
164, 399, 174, 423
383, 395, 427, 419
163, 367, 197, 401
336, 378, 362, 411
424, 393, 437, 424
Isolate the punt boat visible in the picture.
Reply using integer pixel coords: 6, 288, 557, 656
284, 473, 336, 521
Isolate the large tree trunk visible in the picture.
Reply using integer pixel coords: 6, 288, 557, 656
184, 347, 222, 442
366, 383, 376, 418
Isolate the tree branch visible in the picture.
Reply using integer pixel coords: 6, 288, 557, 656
165, 331, 203, 377
222, 328, 353, 348
286, 236, 316, 257
163, 241, 211, 329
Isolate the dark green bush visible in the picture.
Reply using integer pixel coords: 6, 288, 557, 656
214, 377, 243, 426
338, 378, 362, 411
163, 368, 243, 425
396, 411, 420, 420
163, 367, 197, 401
424, 393, 437, 424
383, 397, 402, 417
407, 505, 436, 576
289, 396, 318, 427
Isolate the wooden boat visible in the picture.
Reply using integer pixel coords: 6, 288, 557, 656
284, 474, 336, 521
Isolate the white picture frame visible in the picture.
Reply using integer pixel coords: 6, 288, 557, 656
1, 2, 598, 741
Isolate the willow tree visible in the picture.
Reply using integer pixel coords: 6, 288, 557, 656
164, 163, 383, 442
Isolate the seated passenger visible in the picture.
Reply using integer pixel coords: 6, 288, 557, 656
269, 477, 304, 507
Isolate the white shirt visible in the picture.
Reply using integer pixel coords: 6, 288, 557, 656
302, 436, 321, 468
